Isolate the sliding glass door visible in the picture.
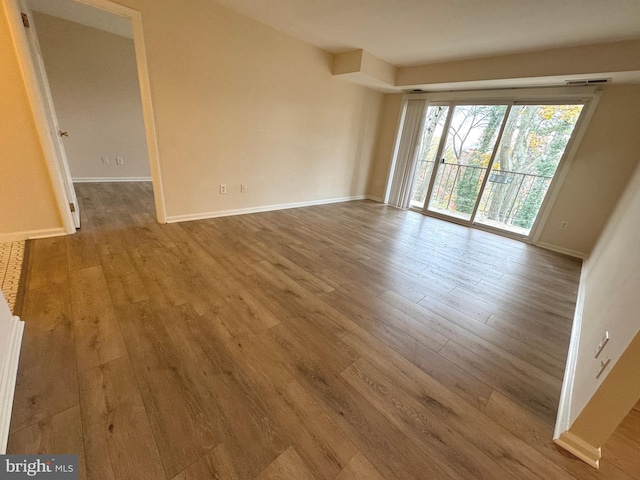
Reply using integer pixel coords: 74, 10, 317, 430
474, 104, 584, 235
425, 104, 508, 221
409, 105, 449, 209
407, 100, 585, 237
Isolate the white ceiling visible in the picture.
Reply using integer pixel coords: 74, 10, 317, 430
28, 0, 132, 38
214, 0, 640, 67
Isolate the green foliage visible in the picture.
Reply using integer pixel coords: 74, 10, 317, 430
511, 105, 582, 228
455, 166, 480, 214
513, 179, 546, 229
424, 103, 582, 229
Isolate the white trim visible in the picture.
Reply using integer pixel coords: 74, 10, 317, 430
4, 0, 76, 235
0, 228, 67, 243
366, 195, 384, 202
554, 264, 588, 440
554, 431, 601, 469
73, 176, 152, 183
0, 316, 25, 454
27, 229, 69, 240
166, 196, 368, 223
535, 241, 587, 259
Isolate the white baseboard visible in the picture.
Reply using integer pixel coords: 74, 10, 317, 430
554, 431, 601, 469
366, 195, 384, 202
0, 316, 24, 454
73, 177, 152, 183
535, 241, 587, 259
0, 227, 67, 243
166, 195, 368, 223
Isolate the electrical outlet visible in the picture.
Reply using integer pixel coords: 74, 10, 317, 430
560, 221, 569, 230
116, 156, 124, 165
375, 179, 382, 187
241, 184, 247, 193
220, 184, 227, 194
101, 156, 109, 164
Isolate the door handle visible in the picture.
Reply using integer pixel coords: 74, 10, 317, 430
439, 158, 445, 164
59, 130, 69, 137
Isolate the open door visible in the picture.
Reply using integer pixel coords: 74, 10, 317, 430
19, 5, 80, 228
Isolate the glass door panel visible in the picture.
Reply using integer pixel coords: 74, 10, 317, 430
475, 104, 584, 235
409, 105, 449, 209
427, 105, 508, 221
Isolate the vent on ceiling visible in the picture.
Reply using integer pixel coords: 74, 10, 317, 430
565, 78, 611, 86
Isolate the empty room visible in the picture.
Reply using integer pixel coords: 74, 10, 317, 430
1, 0, 639, 479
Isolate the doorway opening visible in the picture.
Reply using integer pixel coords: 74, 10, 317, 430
7, 0, 165, 232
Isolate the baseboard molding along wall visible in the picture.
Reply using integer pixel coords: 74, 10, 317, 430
0, 316, 24, 454
366, 195, 384, 202
0, 228, 67, 243
535, 241, 587, 259
554, 431, 601, 469
166, 195, 368, 223
73, 177, 152, 183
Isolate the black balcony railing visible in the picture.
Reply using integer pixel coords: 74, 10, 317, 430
411, 161, 553, 232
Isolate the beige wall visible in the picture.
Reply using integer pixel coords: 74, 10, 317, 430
564, 160, 640, 448
3, 0, 385, 237
0, 1, 62, 240
112, 0, 384, 219
537, 85, 640, 255
34, 12, 150, 180
6, 0, 637, 250
369, 85, 640, 256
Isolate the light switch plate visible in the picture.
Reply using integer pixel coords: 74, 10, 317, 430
595, 331, 609, 358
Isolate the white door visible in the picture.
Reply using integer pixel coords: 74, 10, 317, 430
20, 7, 80, 228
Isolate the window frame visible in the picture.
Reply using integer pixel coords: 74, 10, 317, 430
385, 86, 603, 247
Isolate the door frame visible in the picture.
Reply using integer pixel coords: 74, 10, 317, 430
4, 0, 167, 228
392, 86, 603, 245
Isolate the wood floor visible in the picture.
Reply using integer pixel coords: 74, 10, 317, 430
7, 182, 638, 479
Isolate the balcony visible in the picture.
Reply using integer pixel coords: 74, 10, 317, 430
411, 161, 553, 236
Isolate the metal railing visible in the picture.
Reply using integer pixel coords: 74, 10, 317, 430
412, 162, 553, 231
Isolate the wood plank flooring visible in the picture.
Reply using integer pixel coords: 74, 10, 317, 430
7, 182, 639, 479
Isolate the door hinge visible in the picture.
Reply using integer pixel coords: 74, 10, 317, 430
21, 13, 30, 28
69, 203, 76, 213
